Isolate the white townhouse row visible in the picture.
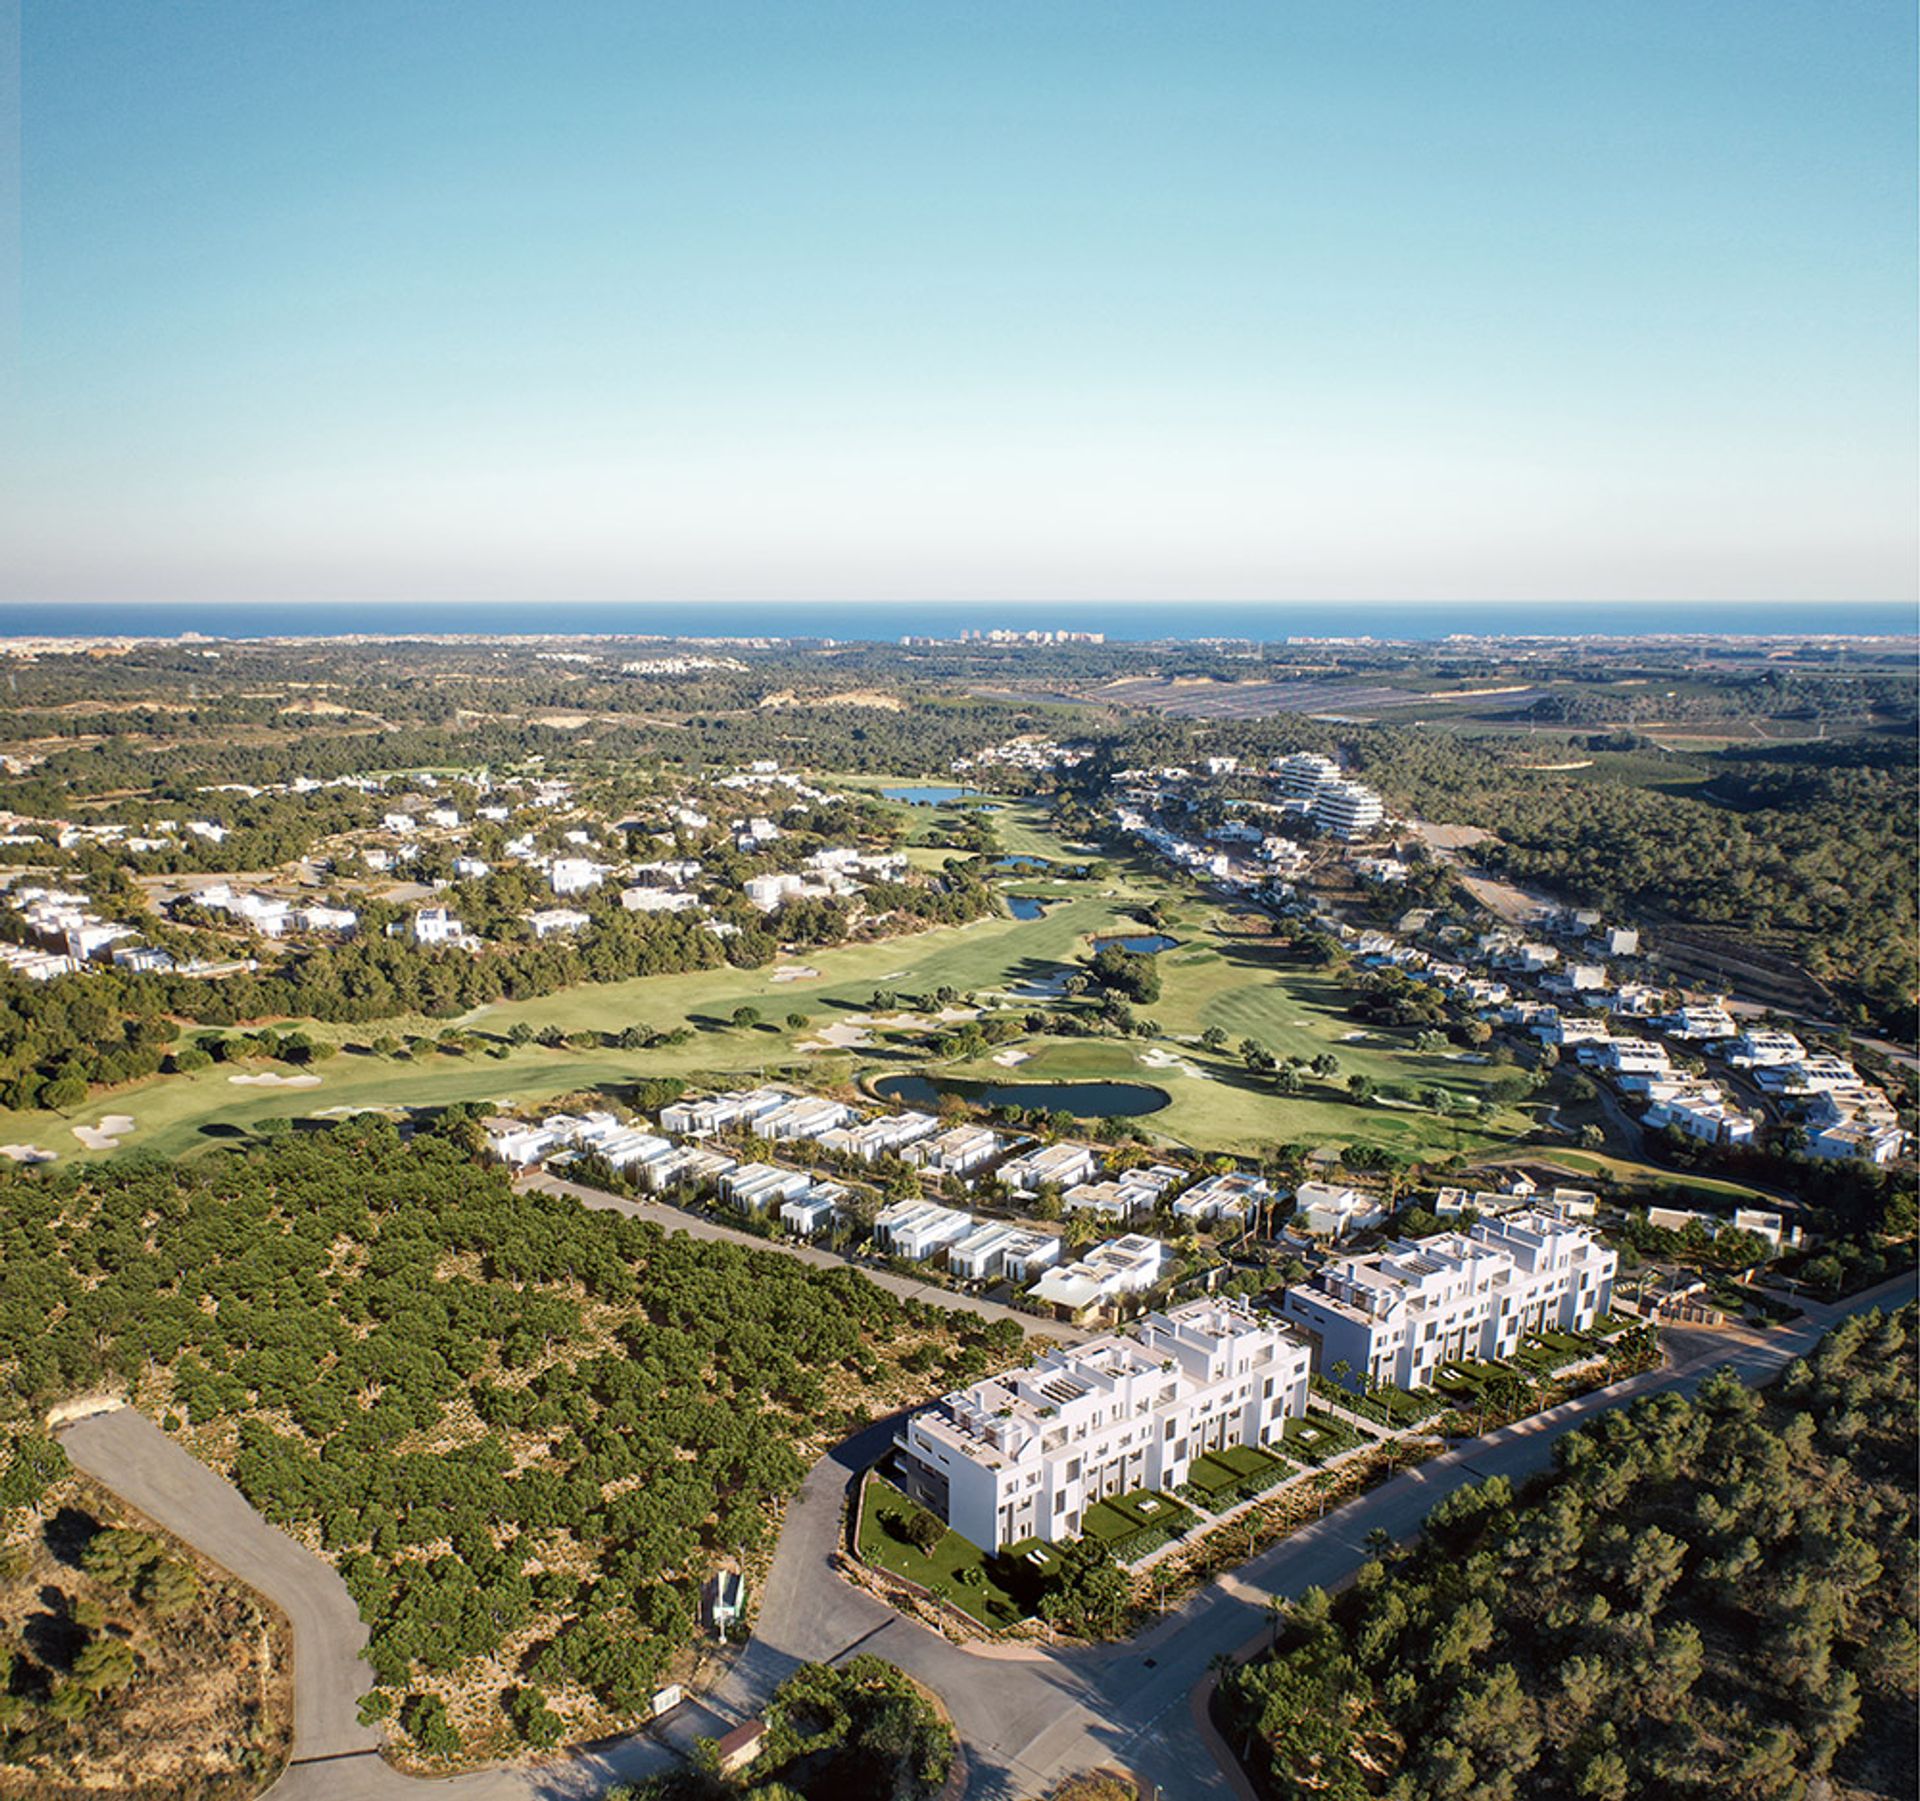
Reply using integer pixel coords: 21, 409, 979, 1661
946, 1220, 1062, 1284
1282, 1209, 1618, 1393
874, 1198, 976, 1261
659, 1087, 852, 1142
999, 1140, 1103, 1195
183, 884, 358, 938
818, 1111, 940, 1163
719, 1161, 850, 1230
902, 1123, 1009, 1177
897, 1296, 1313, 1551
1028, 1233, 1171, 1318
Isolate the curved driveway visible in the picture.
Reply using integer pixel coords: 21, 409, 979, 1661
60, 1273, 1916, 1801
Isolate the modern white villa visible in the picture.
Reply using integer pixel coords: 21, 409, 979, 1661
897, 1296, 1313, 1551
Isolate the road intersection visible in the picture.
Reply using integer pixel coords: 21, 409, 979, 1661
57, 1273, 1915, 1800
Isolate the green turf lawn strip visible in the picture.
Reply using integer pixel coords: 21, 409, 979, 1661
855, 1476, 1032, 1630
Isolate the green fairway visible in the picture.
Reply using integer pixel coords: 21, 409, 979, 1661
3, 794, 1538, 1166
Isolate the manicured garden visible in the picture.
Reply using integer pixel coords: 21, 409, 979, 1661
1279, 1408, 1367, 1464
1077, 1487, 1197, 1561
855, 1476, 1033, 1630
1178, 1441, 1295, 1507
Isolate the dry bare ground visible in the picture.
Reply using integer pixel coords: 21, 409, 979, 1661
0, 1471, 292, 1801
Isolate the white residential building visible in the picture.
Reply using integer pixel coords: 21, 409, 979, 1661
999, 1141, 1102, 1195
1061, 1165, 1183, 1222
1291, 1181, 1388, 1239
1028, 1234, 1170, 1317
550, 858, 603, 896
620, 886, 701, 914
1284, 1210, 1617, 1391
411, 907, 471, 947
1173, 1170, 1270, 1225
1272, 752, 1341, 801
1311, 780, 1385, 841
874, 1199, 975, 1262
1808, 1120, 1907, 1164
817, 1112, 940, 1163
660, 1087, 795, 1138
720, 1162, 816, 1215
946, 1221, 1062, 1284
780, 1191, 844, 1237
526, 907, 591, 938
1645, 1087, 1759, 1147
1726, 1028, 1807, 1069
1668, 1004, 1737, 1041
898, 1297, 1313, 1550
902, 1124, 1007, 1177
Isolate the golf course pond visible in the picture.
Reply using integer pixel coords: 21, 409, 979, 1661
1090, 933, 1179, 954
872, 1074, 1172, 1117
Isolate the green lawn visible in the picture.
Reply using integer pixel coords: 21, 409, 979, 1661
1280, 1410, 1367, 1464
1078, 1488, 1196, 1560
854, 1476, 1031, 1630
1181, 1442, 1295, 1507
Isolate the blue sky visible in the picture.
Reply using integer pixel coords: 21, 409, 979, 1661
4, 1, 1915, 604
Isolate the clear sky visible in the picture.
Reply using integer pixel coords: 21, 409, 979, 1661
4, 1, 1915, 605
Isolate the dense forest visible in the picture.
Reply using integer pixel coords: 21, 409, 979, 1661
1217, 1307, 1919, 1801
0, 1125, 1011, 1757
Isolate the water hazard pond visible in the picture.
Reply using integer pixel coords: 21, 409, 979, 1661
1089, 933, 1178, 954
872, 1074, 1172, 1117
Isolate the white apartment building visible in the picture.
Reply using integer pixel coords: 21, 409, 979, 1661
946, 1221, 1062, 1284
874, 1199, 975, 1261
1284, 1210, 1617, 1391
898, 1297, 1313, 1550
720, 1162, 816, 1215
1272, 752, 1341, 801
1311, 780, 1385, 841
1000, 1140, 1102, 1195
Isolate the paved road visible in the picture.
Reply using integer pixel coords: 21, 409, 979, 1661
59, 1268, 1914, 1801
520, 1169, 1090, 1342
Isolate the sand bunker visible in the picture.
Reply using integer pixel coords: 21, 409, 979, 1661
0, 1143, 56, 1163
1139, 1047, 1200, 1077
228, 1071, 323, 1088
990, 1048, 1031, 1068
72, 1114, 136, 1151
796, 1021, 873, 1052
769, 966, 820, 983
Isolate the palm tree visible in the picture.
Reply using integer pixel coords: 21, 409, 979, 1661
1311, 1470, 1337, 1518
1364, 1526, 1395, 1560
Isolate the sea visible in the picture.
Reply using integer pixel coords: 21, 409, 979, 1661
0, 600, 1911, 644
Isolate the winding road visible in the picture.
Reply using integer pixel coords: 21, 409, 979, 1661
57, 1273, 1916, 1801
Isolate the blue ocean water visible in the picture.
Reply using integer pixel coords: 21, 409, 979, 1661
0, 600, 1910, 643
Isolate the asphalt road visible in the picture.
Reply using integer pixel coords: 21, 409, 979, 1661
520, 1169, 1091, 1342
57, 1271, 1916, 1801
